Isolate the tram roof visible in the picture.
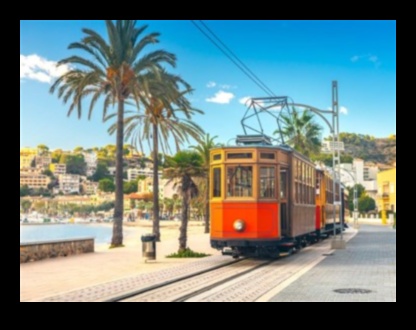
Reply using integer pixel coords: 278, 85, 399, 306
210, 144, 314, 164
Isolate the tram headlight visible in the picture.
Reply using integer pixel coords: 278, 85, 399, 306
233, 219, 245, 232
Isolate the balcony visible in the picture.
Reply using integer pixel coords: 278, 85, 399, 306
377, 193, 390, 200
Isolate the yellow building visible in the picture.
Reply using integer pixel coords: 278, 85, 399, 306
20, 148, 38, 169
377, 168, 396, 212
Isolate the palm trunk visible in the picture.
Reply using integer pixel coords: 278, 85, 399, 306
204, 175, 210, 233
152, 122, 160, 241
111, 99, 124, 246
179, 194, 189, 252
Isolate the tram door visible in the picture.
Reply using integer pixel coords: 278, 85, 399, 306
280, 168, 289, 237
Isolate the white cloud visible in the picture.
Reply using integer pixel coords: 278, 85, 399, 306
20, 54, 71, 84
206, 81, 216, 88
369, 55, 378, 63
239, 96, 252, 105
206, 90, 235, 104
327, 105, 348, 115
350, 54, 381, 68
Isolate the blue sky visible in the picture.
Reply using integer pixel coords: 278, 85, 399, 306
20, 20, 396, 153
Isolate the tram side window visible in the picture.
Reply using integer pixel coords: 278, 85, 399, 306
280, 169, 287, 199
213, 168, 221, 197
260, 167, 276, 198
227, 166, 253, 197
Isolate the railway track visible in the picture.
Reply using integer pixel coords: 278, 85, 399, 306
109, 258, 275, 302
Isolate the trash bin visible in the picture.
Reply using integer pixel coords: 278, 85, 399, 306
141, 233, 156, 261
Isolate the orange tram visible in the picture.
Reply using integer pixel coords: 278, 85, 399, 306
209, 135, 347, 258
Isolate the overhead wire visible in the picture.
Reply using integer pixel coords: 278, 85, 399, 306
191, 20, 290, 144
197, 20, 278, 98
190, 20, 276, 98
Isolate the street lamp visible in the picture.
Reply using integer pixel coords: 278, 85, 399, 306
339, 167, 358, 229
289, 81, 345, 248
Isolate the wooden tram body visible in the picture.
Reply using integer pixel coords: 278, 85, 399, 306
209, 139, 344, 258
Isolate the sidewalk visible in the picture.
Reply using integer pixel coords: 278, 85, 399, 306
265, 224, 396, 302
20, 222, 220, 302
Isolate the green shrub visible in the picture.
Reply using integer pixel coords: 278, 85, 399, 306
109, 244, 125, 249
166, 248, 210, 258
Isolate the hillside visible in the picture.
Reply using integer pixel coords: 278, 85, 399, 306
338, 133, 396, 165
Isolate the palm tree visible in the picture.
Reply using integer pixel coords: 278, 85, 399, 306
50, 20, 176, 246
164, 151, 204, 252
274, 108, 322, 157
191, 134, 218, 233
107, 70, 204, 241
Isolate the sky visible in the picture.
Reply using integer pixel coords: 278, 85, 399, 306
20, 20, 396, 153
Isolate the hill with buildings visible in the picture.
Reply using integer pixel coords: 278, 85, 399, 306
338, 133, 396, 165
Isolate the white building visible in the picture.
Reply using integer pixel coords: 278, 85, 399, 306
160, 178, 177, 199
136, 177, 175, 200
50, 163, 66, 176
337, 158, 379, 198
35, 155, 52, 170
81, 180, 99, 195
127, 168, 162, 181
108, 166, 116, 176
58, 174, 80, 194
82, 152, 97, 177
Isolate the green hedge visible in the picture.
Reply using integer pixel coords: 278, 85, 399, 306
166, 248, 210, 258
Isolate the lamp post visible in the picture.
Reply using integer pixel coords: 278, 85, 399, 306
339, 167, 358, 229
289, 81, 345, 248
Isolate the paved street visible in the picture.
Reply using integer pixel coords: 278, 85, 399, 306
266, 224, 396, 302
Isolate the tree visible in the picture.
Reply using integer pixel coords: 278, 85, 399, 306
33, 201, 46, 213
311, 154, 353, 167
20, 185, 30, 197
98, 178, 115, 193
191, 134, 218, 233
347, 184, 366, 212
90, 161, 110, 182
274, 108, 322, 157
50, 20, 176, 246
42, 169, 54, 177
123, 145, 131, 156
21, 199, 32, 213
163, 197, 174, 217
51, 149, 63, 163
60, 154, 86, 175
164, 151, 204, 252
358, 195, 376, 213
108, 70, 204, 241
123, 179, 138, 194
37, 144, 49, 156
73, 146, 84, 154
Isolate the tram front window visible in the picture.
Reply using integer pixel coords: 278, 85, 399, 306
260, 167, 276, 198
227, 166, 253, 197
